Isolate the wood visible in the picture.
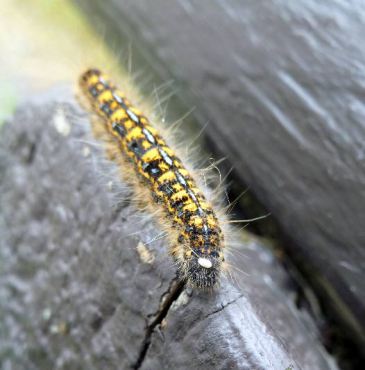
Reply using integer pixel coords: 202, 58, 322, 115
0, 90, 336, 369
75, 0, 365, 354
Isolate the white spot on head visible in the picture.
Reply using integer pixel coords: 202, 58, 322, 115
198, 257, 212, 269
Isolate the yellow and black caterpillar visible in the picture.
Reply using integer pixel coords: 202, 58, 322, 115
79, 69, 225, 288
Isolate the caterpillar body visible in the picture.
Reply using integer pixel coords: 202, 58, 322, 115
79, 69, 225, 288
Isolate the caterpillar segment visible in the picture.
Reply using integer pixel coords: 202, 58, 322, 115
79, 68, 225, 288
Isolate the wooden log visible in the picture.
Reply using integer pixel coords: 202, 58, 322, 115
0, 90, 336, 369
74, 0, 365, 356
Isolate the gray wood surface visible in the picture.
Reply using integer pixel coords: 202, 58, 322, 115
74, 0, 365, 354
0, 89, 337, 369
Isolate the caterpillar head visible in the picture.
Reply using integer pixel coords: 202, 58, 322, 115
184, 251, 222, 289
177, 223, 224, 289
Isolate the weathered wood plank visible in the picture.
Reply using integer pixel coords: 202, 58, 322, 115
0, 90, 336, 369
74, 0, 365, 355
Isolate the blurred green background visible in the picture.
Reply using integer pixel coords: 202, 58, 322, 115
0, 0, 118, 123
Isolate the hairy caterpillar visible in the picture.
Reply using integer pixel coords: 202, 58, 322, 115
79, 68, 225, 288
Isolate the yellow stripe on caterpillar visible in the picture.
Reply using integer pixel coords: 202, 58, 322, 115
78, 68, 225, 289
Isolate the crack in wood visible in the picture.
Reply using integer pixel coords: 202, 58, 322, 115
132, 277, 185, 369
203, 294, 244, 320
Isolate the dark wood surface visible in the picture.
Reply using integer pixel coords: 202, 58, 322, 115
75, 0, 365, 353
0, 89, 336, 369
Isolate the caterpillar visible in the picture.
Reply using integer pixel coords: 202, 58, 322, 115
79, 68, 225, 288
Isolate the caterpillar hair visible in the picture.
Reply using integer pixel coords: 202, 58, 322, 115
78, 68, 226, 289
